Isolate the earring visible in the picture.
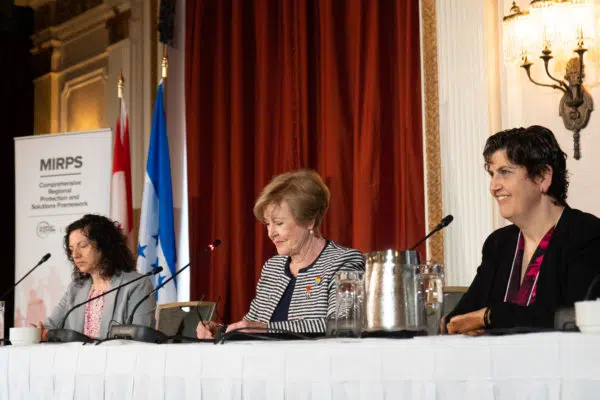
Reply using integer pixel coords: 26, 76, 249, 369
309, 228, 314, 235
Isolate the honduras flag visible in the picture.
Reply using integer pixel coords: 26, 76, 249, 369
137, 81, 177, 303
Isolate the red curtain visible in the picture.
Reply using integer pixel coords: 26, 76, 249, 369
185, 0, 424, 322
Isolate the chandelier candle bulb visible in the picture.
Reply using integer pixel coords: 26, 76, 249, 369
502, 0, 597, 160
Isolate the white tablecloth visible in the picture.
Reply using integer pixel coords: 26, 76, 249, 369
1, 332, 599, 399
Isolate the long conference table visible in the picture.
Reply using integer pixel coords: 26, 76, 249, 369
1, 332, 599, 399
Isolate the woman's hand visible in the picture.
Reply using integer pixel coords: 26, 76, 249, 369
463, 328, 486, 336
439, 316, 447, 334
446, 308, 486, 335
36, 321, 48, 342
195, 321, 221, 339
225, 320, 267, 334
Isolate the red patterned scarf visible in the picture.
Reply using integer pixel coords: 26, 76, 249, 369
504, 226, 555, 306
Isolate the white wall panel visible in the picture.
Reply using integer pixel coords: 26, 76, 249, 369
435, 0, 496, 286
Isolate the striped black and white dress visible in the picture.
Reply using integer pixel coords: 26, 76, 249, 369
244, 240, 365, 333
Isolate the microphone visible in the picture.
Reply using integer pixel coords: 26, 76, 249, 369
585, 273, 600, 301
109, 239, 222, 343
410, 215, 454, 250
46, 267, 163, 343
554, 273, 600, 331
0, 253, 51, 301
128, 239, 221, 324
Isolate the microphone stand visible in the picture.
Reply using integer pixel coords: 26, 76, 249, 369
46, 269, 161, 343
0, 253, 51, 301
1, 253, 51, 345
409, 215, 454, 250
108, 263, 192, 344
109, 239, 222, 343
554, 273, 600, 331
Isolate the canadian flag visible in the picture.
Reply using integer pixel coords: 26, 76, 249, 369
110, 99, 134, 251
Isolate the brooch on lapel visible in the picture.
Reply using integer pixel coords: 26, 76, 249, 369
305, 285, 312, 299
314, 276, 322, 285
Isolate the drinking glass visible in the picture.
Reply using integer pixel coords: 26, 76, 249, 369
418, 264, 444, 335
0, 301, 4, 345
327, 270, 364, 337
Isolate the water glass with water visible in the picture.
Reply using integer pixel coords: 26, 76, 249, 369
328, 270, 364, 337
0, 301, 4, 345
418, 263, 444, 335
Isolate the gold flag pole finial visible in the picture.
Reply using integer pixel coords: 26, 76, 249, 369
118, 70, 125, 99
161, 44, 168, 79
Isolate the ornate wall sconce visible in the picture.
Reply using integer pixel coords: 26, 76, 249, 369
503, 0, 598, 160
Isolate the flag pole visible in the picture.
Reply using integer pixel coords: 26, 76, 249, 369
161, 44, 168, 107
118, 70, 124, 108
113, 69, 134, 252
117, 70, 124, 151
157, 0, 172, 109
161, 44, 168, 79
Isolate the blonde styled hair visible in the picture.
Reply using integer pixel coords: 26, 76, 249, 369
253, 169, 330, 231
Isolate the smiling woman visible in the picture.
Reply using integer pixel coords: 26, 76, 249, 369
443, 126, 600, 334
196, 169, 365, 339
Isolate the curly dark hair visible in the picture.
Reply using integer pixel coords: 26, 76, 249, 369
64, 214, 135, 282
483, 125, 569, 207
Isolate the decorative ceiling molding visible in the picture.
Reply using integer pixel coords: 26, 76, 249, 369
32, 1, 131, 44
33, 5, 109, 45
14, 0, 53, 9
60, 67, 107, 132
30, 1, 131, 78
106, 7, 131, 45
33, 0, 103, 32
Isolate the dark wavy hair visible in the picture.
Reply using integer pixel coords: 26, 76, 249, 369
64, 214, 135, 282
483, 125, 569, 207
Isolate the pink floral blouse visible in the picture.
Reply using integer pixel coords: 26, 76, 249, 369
83, 288, 106, 338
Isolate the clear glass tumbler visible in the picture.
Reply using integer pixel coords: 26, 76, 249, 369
0, 301, 4, 344
327, 270, 364, 337
418, 264, 444, 335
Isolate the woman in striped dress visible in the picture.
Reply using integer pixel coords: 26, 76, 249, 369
196, 169, 365, 338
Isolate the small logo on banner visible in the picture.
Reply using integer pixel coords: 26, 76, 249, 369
36, 221, 56, 238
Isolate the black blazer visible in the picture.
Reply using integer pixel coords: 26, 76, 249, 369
446, 207, 600, 329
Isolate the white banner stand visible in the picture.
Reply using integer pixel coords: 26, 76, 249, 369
13, 129, 112, 327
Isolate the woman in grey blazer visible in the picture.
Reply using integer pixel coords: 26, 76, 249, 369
39, 214, 156, 340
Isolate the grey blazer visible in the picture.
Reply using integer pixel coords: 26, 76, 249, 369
45, 271, 156, 339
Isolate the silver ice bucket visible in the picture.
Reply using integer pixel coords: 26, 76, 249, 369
363, 249, 426, 333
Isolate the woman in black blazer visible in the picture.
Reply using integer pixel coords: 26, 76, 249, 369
444, 125, 600, 334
